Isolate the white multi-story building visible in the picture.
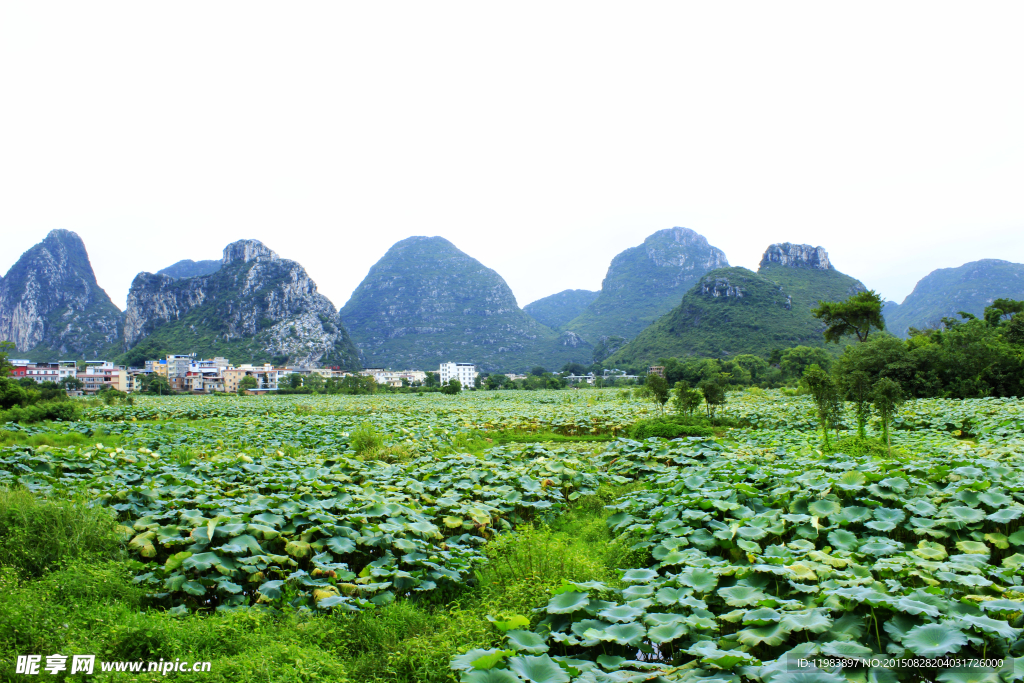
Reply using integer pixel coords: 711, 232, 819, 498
439, 362, 476, 390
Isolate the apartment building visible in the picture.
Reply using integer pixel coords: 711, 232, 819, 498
439, 362, 476, 390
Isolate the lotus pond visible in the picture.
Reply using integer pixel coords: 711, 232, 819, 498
2, 389, 1024, 682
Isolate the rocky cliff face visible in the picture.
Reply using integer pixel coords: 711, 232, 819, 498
563, 227, 729, 342
884, 259, 1024, 337
0, 230, 122, 359
339, 236, 591, 371
123, 239, 359, 368
759, 243, 832, 270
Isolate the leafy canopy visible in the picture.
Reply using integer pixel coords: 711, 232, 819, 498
813, 289, 886, 343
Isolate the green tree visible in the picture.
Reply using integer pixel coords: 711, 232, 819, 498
238, 375, 258, 395
441, 378, 462, 395
803, 364, 843, 449
530, 366, 546, 377
672, 380, 702, 416
779, 346, 832, 379
983, 298, 1024, 326
842, 370, 873, 439
146, 375, 171, 395
561, 362, 587, 376
287, 373, 303, 389
645, 373, 670, 413
698, 379, 726, 419
813, 290, 886, 343
423, 372, 440, 388
60, 376, 84, 392
304, 372, 325, 392
872, 377, 905, 457
486, 373, 509, 390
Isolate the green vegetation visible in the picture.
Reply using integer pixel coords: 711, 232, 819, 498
3, 389, 1024, 681
523, 289, 599, 331
833, 300, 1024, 399
607, 262, 865, 366
813, 288, 886, 343
885, 258, 1024, 337
626, 414, 715, 439
0, 342, 81, 423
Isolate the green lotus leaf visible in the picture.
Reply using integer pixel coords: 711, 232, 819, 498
952, 466, 984, 479
570, 619, 610, 639
835, 471, 866, 489
164, 550, 193, 571
903, 624, 968, 657
451, 649, 513, 672
955, 540, 989, 555
488, 615, 530, 633
285, 540, 311, 558
913, 541, 948, 561
252, 512, 285, 527
979, 491, 1013, 508
896, 597, 942, 618
959, 615, 1021, 640
781, 609, 833, 633
738, 526, 768, 540
647, 622, 687, 644
461, 669, 522, 683
621, 568, 658, 583
807, 499, 840, 517
1003, 553, 1024, 568
827, 529, 859, 550
979, 599, 1024, 613
595, 655, 627, 671
507, 655, 570, 683
836, 506, 872, 523
947, 507, 986, 523
505, 630, 548, 654
601, 622, 646, 646
736, 622, 791, 647
644, 612, 687, 627
737, 539, 761, 553
933, 669, 1003, 683
874, 507, 906, 523
860, 540, 902, 556
545, 591, 589, 614
878, 477, 909, 492
718, 585, 767, 607
621, 584, 654, 600
905, 499, 937, 516
743, 608, 781, 625
988, 508, 1022, 524
678, 568, 718, 592
256, 579, 284, 600
865, 520, 897, 532
655, 586, 690, 605
597, 604, 644, 622
181, 580, 206, 596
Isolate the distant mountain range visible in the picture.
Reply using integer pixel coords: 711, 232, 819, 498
2, 228, 1021, 370
883, 259, 1024, 337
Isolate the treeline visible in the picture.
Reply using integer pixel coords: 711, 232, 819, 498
648, 296, 1023, 399
0, 343, 81, 423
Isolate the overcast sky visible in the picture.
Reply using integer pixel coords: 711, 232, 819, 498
2, 3, 1022, 313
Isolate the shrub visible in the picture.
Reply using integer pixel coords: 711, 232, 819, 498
0, 488, 125, 577
350, 422, 384, 454
627, 415, 715, 440
0, 400, 81, 424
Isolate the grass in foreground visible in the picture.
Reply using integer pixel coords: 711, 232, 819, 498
0, 484, 643, 683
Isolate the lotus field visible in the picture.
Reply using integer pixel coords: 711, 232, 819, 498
3, 389, 1024, 682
